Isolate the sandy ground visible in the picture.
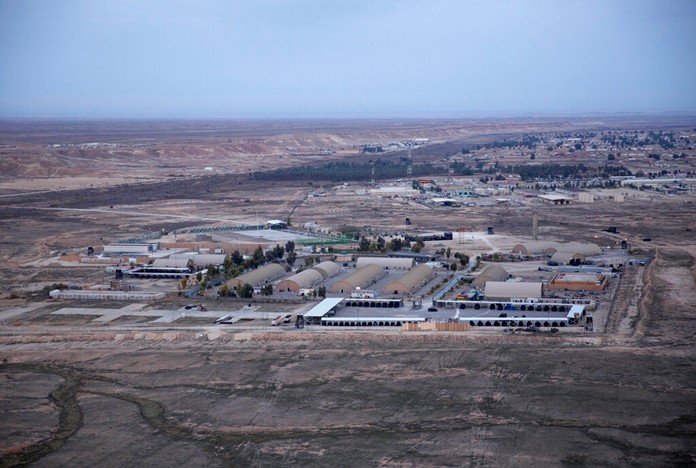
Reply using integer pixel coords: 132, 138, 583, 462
1, 119, 695, 466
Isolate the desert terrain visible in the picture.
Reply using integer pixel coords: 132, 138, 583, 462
1, 117, 695, 466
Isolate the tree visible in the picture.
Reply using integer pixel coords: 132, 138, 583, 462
180, 277, 188, 290
411, 237, 425, 253
206, 264, 219, 277
450, 262, 458, 272
231, 250, 244, 266
223, 255, 234, 279
445, 247, 451, 258
376, 236, 386, 251
530, 154, 536, 160
608, 154, 616, 161
260, 284, 273, 296
304, 256, 315, 267
388, 238, 403, 251
358, 235, 370, 252
219, 284, 230, 297
237, 283, 254, 298
285, 240, 295, 254
317, 286, 327, 298
458, 254, 470, 266
252, 245, 265, 263
287, 251, 297, 266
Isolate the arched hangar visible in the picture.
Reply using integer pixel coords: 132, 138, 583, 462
383, 265, 435, 295
329, 264, 386, 294
472, 265, 509, 288
226, 263, 286, 289
313, 261, 341, 279
277, 268, 325, 293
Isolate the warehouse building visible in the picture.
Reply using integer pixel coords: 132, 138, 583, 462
226, 263, 286, 289
356, 257, 415, 270
329, 264, 386, 294
472, 265, 510, 288
484, 281, 543, 300
382, 264, 436, 296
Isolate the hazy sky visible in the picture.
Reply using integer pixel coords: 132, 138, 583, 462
1, 0, 695, 118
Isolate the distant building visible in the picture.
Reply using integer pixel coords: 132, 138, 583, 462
267, 219, 288, 229
538, 193, 572, 205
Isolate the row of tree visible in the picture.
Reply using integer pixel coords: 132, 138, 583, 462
252, 160, 449, 182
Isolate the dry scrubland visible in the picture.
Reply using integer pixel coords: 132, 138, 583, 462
1, 118, 695, 466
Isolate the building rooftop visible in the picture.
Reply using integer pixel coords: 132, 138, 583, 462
304, 297, 344, 318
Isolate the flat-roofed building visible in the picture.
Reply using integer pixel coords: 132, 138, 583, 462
484, 281, 543, 300
104, 244, 154, 255
547, 273, 608, 291
538, 193, 572, 205
356, 256, 414, 270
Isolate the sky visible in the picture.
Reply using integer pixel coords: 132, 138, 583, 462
1, 0, 695, 118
